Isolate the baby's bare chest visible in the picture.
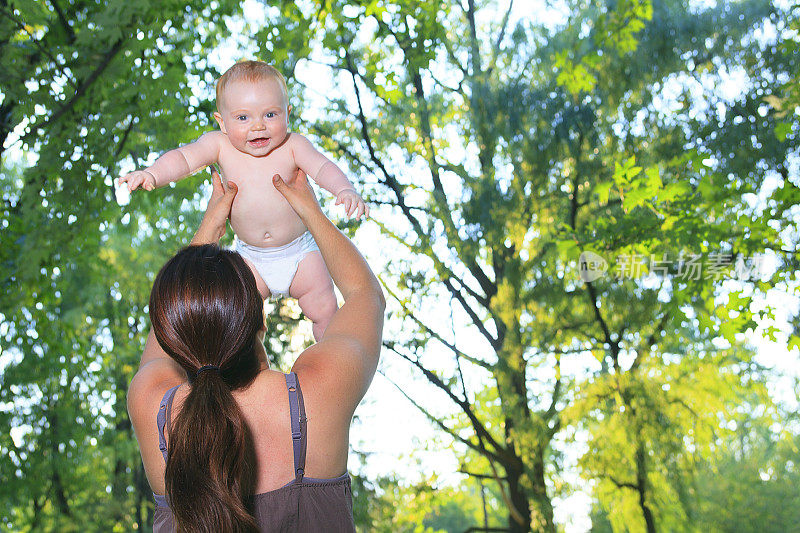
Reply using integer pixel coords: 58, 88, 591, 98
217, 145, 298, 194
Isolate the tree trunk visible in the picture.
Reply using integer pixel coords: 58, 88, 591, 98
112, 373, 131, 523
529, 454, 555, 532
635, 440, 657, 533
506, 466, 533, 533
136, 463, 150, 531
47, 410, 71, 517
0, 101, 14, 162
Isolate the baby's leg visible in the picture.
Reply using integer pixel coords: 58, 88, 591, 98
289, 251, 337, 341
242, 257, 271, 300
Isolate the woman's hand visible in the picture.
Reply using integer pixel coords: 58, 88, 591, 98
272, 169, 323, 222
190, 166, 238, 246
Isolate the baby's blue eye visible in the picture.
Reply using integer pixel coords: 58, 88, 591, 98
266, 112, 276, 118
236, 115, 247, 121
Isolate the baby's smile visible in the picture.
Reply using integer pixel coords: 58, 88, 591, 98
248, 137, 270, 148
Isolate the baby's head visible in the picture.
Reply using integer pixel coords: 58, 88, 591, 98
214, 61, 292, 156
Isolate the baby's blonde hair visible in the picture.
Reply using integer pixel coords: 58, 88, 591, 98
216, 60, 288, 109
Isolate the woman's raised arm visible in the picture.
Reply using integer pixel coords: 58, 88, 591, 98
189, 166, 238, 246
272, 170, 385, 416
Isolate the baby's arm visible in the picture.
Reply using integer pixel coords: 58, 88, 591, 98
291, 133, 352, 194
119, 132, 221, 192
291, 134, 368, 218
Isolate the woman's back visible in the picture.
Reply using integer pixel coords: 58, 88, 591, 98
147, 367, 351, 495
153, 372, 356, 532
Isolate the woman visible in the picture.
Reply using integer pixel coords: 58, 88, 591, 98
127, 167, 385, 532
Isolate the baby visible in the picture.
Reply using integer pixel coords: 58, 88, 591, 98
119, 61, 368, 340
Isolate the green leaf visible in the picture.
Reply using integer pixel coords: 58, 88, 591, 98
725, 291, 749, 312
775, 121, 792, 141
761, 325, 780, 342
556, 239, 580, 259
659, 182, 690, 202
594, 182, 614, 204
622, 186, 650, 210
719, 320, 738, 343
645, 166, 662, 191
788, 334, 800, 352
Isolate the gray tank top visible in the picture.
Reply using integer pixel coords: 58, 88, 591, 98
152, 372, 355, 532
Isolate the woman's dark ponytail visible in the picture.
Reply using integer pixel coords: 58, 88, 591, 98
149, 245, 264, 532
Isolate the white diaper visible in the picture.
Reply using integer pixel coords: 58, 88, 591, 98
235, 232, 320, 297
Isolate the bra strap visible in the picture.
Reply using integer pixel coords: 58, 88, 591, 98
285, 372, 307, 482
157, 385, 181, 464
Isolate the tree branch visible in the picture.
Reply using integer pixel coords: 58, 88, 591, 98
0, 6, 77, 90
369, 199, 433, 215
383, 283, 493, 370
441, 34, 469, 77
489, 0, 515, 73
371, 216, 499, 347
584, 280, 619, 371
111, 114, 135, 161
379, 369, 505, 463
364, 22, 499, 302
23, 37, 125, 143
606, 474, 639, 491
465, 0, 483, 77
384, 342, 507, 457
450, 297, 471, 400
341, 51, 428, 238
443, 277, 500, 348
336, 49, 503, 341
545, 356, 562, 422
631, 311, 669, 372
48, 0, 75, 43
408, 67, 498, 301
459, 469, 507, 481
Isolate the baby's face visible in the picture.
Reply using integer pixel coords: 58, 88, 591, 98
215, 78, 290, 157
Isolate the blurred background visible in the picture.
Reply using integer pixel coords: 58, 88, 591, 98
1, 0, 799, 531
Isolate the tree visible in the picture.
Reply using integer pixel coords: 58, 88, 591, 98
590, 390, 800, 532
0, 1, 304, 529
260, 0, 800, 530
364, 473, 507, 533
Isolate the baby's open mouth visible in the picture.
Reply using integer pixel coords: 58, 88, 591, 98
248, 137, 270, 147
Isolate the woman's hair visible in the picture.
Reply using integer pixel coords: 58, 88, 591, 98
149, 244, 264, 532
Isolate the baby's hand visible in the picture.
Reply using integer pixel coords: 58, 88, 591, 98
118, 170, 156, 193
335, 188, 369, 219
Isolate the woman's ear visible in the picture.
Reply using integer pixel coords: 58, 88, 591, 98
213, 112, 227, 134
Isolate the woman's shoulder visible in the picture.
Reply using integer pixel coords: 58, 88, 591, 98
127, 359, 186, 430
